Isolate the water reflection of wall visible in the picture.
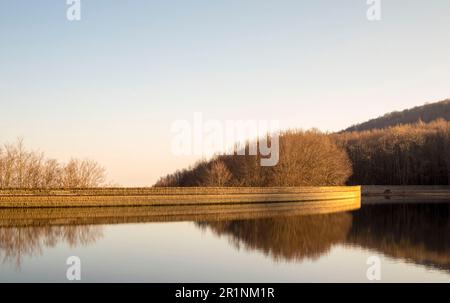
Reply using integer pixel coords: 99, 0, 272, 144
0, 225, 103, 268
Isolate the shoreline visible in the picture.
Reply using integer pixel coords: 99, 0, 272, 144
362, 185, 450, 197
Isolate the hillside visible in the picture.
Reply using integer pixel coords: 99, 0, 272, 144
335, 120, 450, 185
345, 99, 450, 132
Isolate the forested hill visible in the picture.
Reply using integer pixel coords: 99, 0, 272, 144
344, 99, 450, 132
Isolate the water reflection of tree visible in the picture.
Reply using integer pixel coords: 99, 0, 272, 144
0, 225, 103, 269
348, 203, 450, 270
197, 202, 450, 272
197, 212, 352, 262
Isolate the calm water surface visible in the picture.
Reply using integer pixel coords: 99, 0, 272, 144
1, 198, 449, 282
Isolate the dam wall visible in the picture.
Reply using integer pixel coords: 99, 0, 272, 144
0, 186, 361, 208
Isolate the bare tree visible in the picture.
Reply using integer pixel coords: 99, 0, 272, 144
200, 160, 232, 187
0, 139, 106, 189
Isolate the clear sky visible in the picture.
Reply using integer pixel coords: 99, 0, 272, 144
1, 0, 449, 186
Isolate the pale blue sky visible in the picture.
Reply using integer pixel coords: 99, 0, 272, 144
1, 0, 449, 185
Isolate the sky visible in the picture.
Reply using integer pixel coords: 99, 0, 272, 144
1, 0, 449, 186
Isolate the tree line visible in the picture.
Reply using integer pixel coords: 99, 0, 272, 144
155, 130, 352, 187
335, 119, 450, 185
156, 119, 450, 187
345, 99, 450, 132
0, 139, 106, 189
4, 116, 450, 189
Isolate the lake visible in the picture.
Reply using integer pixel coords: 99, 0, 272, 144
0, 197, 449, 283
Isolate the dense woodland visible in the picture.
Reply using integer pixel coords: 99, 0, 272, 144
0, 139, 106, 189
154, 130, 352, 187
335, 120, 450, 185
